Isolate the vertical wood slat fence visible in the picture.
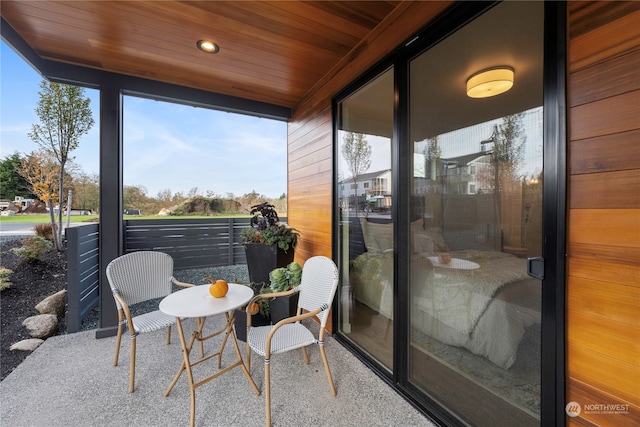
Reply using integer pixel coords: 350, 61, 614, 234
65, 217, 285, 332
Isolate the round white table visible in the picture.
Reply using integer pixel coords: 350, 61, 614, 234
160, 283, 260, 427
160, 282, 254, 318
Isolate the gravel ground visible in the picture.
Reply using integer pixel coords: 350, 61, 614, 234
75, 262, 251, 331
1, 233, 251, 380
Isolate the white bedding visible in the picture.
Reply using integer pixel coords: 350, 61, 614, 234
412, 251, 531, 336
412, 277, 540, 369
352, 250, 541, 369
411, 251, 541, 369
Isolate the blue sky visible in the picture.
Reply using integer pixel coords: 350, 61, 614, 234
1, 41, 287, 199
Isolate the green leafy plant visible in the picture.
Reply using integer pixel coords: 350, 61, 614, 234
10, 236, 53, 262
269, 262, 302, 293
241, 202, 299, 252
243, 282, 272, 317
0, 268, 13, 291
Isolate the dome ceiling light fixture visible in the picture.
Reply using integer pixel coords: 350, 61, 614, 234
196, 39, 219, 54
466, 67, 514, 98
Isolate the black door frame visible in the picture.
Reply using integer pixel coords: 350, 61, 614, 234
332, 2, 567, 425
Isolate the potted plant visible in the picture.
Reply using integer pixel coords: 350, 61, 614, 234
241, 202, 299, 286
234, 282, 272, 342
268, 261, 302, 323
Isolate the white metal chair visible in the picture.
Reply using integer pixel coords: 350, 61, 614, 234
245, 256, 340, 427
106, 251, 194, 393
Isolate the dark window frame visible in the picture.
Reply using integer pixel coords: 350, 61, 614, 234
332, 2, 567, 425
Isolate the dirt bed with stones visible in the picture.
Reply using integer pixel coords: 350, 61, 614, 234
1, 237, 67, 380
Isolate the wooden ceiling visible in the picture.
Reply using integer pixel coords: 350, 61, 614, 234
1, 1, 401, 110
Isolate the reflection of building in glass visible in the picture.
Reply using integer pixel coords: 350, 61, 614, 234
414, 152, 492, 195
441, 153, 491, 195
339, 169, 391, 210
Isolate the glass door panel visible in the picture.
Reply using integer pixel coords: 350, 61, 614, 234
337, 68, 394, 370
408, 2, 543, 425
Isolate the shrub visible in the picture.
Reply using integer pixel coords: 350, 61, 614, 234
33, 223, 54, 240
241, 202, 299, 252
0, 268, 12, 291
10, 236, 53, 262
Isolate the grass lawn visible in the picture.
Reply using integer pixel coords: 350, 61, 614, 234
0, 213, 252, 223
0, 214, 99, 223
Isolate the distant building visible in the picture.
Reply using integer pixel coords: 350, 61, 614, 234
13, 196, 36, 209
338, 169, 392, 211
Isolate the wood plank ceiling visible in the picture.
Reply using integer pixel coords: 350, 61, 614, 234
1, 1, 400, 110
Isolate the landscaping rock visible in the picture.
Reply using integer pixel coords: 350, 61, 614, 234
22, 314, 58, 339
10, 338, 44, 351
35, 289, 67, 316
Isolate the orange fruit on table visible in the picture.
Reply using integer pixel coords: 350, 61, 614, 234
208, 279, 229, 298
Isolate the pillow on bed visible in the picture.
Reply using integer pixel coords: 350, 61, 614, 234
360, 219, 393, 253
411, 220, 448, 252
361, 218, 448, 254
413, 233, 435, 254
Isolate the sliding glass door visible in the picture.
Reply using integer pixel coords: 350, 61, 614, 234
337, 68, 395, 370
335, 2, 552, 425
408, 3, 543, 425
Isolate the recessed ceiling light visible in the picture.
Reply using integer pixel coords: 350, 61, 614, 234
466, 67, 514, 98
196, 40, 219, 54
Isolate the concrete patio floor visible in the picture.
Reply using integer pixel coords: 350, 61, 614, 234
1, 316, 436, 427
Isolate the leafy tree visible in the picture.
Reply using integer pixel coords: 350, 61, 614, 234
187, 187, 199, 198
341, 132, 371, 215
239, 190, 268, 212
19, 151, 80, 217
156, 188, 172, 204
424, 136, 441, 180
18, 150, 62, 203
123, 185, 172, 215
477, 113, 527, 239
155, 188, 189, 210
0, 153, 34, 200
72, 171, 100, 212
476, 114, 527, 194
492, 113, 526, 189
123, 185, 149, 211
28, 80, 94, 249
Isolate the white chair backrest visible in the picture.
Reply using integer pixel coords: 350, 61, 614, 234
106, 251, 174, 308
297, 256, 339, 327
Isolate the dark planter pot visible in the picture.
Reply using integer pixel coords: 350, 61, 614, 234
234, 309, 270, 342
270, 292, 300, 324
243, 243, 295, 286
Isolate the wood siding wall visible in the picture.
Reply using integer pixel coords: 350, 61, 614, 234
567, 2, 640, 426
287, 1, 451, 264
287, 1, 450, 333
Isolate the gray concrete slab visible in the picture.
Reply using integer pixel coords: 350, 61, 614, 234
1, 316, 436, 427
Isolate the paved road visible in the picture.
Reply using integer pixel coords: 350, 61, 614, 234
0, 222, 38, 235
0, 222, 87, 236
